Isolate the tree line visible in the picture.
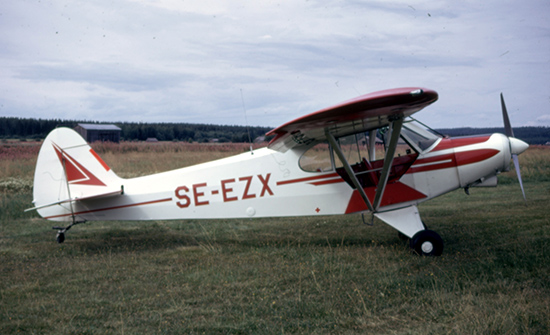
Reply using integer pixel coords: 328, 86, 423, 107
1, 116, 549, 144
436, 127, 550, 145
0, 117, 272, 143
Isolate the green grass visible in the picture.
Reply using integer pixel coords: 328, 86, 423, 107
1, 182, 549, 334
1, 145, 549, 334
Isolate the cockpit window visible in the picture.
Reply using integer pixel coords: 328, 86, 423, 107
401, 119, 441, 151
299, 142, 333, 172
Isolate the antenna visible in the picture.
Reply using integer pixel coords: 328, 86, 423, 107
240, 89, 254, 154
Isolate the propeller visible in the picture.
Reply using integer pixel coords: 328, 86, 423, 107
500, 93, 528, 202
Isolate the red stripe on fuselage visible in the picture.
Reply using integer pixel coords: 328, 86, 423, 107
432, 135, 491, 152
309, 178, 345, 186
407, 153, 456, 174
408, 148, 499, 174
455, 149, 499, 166
276, 173, 341, 186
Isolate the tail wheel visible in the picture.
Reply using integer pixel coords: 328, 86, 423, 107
410, 230, 443, 256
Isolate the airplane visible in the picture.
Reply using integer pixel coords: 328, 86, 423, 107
26, 87, 529, 256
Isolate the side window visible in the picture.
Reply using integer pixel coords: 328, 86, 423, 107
299, 142, 333, 172
298, 127, 421, 173
333, 133, 370, 168
377, 127, 416, 158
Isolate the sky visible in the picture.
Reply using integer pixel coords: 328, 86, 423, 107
1, 0, 549, 129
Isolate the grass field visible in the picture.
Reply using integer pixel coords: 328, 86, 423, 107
1, 142, 549, 334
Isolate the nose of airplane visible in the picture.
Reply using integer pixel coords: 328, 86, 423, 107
509, 137, 529, 155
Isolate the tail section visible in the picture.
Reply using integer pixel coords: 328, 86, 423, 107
30, 128, 123, 221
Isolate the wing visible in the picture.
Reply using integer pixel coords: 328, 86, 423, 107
266, 87, 438, 152
267, 87, 438, 214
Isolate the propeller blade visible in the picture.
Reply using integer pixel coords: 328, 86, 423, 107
501, 93, 527, 202
500, 93, 514, 138
512, 154, 527, 202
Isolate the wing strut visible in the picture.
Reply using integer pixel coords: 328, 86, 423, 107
325, 129, 375, 213
373, 116, 403, 210
367, 129, 377, 161
324, 116, 404, 213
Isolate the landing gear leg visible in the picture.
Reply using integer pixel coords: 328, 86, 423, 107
399, 221, 428, 241
52, 219, 85, 244
374, 206, 443, 255
410, 230, 443, 256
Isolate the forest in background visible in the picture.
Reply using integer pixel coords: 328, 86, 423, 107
1, 116, 549, 144
0, 117, 272, 143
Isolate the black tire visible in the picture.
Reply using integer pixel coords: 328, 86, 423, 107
56, 232, 65, 244
410, 230, 443, 256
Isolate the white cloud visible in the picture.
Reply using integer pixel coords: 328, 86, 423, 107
0, 0, 549, 129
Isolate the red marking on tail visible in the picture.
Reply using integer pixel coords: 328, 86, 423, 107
90, 148, 111, 171
52, 143, 107, 186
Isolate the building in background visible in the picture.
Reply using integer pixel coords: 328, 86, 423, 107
74, 124, 121, 143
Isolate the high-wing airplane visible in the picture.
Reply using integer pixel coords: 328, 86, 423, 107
26, 87, 529, 256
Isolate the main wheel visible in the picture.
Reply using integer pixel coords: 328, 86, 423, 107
56, 232, 65, 244
410, 230, 443, 256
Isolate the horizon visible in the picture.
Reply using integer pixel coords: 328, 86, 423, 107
1, 115, 549, 130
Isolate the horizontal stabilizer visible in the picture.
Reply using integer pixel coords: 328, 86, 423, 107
26, 186, 124, 212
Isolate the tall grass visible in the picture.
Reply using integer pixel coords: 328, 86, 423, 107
0, 140, 260, 180
514, 145, 550, 182
1, 142, 549, 334
0, 142, 39, 181
92, 141, 263, 177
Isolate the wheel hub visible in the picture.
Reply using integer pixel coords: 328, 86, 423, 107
410, 229, 444, 256
421, 241, 434, 254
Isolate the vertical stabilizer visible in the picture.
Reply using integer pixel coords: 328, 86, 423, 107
32, 128, 122, 221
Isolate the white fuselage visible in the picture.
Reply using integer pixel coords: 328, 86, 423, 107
42, 133, 512, 222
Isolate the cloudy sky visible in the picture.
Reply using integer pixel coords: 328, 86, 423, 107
1, 0, 549, 129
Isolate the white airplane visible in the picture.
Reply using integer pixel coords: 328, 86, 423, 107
26, 87, 529, 256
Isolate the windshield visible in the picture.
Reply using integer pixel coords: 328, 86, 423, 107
401, 118, 441, 151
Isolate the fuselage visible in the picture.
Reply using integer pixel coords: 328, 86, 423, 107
42, 131, 523, 222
